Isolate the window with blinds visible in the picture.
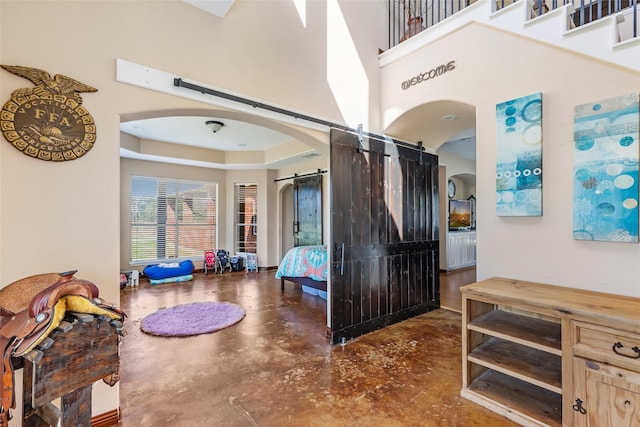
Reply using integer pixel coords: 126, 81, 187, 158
235, 183, 257, 253
130, 176, 217, 263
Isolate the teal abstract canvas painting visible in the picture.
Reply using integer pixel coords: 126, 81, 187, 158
573, 93, 639, 243
496, 93, 543, 216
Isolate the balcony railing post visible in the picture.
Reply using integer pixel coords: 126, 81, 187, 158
634, 0, 638, 38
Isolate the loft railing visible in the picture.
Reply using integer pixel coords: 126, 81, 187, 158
388, 0, 473, 47
525, 0, 638, 40
389, 0, 638, 48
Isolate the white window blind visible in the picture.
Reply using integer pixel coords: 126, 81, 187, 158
235, 183, 257, 253
130, 176, 217, 263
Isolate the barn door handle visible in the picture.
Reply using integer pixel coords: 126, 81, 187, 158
612, 342, 640, 359
335, 243, 345, 275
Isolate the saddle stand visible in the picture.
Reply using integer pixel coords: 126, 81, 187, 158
0, 271, 126, 427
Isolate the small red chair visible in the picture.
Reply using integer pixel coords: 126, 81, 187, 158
203, 250, 216, 274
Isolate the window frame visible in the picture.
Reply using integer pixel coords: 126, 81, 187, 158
129, 175, 218, 265
234, 183, 258, 254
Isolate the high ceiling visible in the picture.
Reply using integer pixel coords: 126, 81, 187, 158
120, 106, 477, 169
120, 2, 477, 169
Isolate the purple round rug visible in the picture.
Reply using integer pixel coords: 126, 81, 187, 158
140, 301, 245, 337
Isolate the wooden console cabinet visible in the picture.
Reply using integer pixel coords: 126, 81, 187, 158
461, 277, 640, 427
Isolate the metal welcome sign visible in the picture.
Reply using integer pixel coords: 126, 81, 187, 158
401, 60, 456, 90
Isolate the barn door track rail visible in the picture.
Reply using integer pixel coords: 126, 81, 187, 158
275, 169, 327, 183
173, 77, 426, 154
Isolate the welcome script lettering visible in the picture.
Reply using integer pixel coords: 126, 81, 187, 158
401, 60, 456, 90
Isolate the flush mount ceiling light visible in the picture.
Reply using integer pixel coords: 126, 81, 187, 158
441, 115, 458, 121
205, 120, 225, 133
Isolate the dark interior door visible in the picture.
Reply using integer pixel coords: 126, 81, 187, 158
293, 174, 323, 246
330, 128, 440, 344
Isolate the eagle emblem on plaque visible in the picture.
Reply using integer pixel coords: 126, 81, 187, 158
0, 65, 98, 161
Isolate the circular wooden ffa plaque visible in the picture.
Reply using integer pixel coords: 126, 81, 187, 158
0, 65, 97, 161
1, 94, 96, 161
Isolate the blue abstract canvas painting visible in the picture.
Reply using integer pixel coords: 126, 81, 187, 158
496, 93, 543, 216
573, 93, 639, 243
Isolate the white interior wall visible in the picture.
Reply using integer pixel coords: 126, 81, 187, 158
1, 0, 384, 421
380, 22, 640, 297
438, 150, 477, 193
281, 185, 295, 255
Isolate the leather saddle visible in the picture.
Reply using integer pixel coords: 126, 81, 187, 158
0, 270, 126, 426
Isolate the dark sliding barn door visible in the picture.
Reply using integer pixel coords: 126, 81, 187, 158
293, 174, 323, 246
330, 128, 440, 344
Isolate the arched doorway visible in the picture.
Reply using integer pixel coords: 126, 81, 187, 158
383, 100, 477, 313
118, 107, 328, 272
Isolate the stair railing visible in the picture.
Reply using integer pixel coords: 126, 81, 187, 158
388, 0, 638, 48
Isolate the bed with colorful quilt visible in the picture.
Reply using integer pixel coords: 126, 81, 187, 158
275, 245, 327, 298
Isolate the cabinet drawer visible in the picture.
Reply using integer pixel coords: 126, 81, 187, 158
573, 321, 640, 371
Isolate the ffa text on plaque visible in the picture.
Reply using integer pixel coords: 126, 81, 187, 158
0, 65, 98, 161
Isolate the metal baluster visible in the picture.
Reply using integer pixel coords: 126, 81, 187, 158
634, 0, 638, 38
396, 0, 401, 45
388, 0, 392, 49
431, 0, 436, 25
389, 0, 393, 47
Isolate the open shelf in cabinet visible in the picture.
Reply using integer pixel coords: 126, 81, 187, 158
462, 277, 640, 427
463, 284, 564, 426
467, 310, 561, 355
468, 336, 562, 393
464, 369, 562, 427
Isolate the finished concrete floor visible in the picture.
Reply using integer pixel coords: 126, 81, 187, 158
118, 270, 517, 427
